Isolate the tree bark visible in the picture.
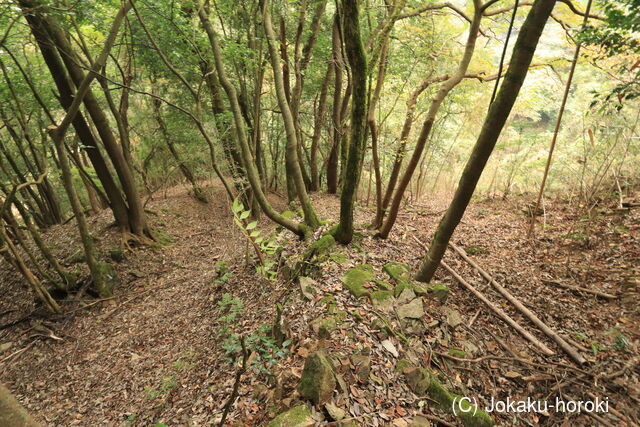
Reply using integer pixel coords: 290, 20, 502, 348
416, 0, 557, 282
377, 0, 483, 238
334, 0, 368, 244
262, 0, 320, 228
197, 1, 308, 237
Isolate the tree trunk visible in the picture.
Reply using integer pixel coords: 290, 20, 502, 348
18, 0, 131, 231
262, 0, 320, 228
311, 61, 334, 191
377, 1, 482, 238
197, 1, 308, 237
327, 16, 343, 194
334, 0, 368, 244
415, 0, 557, 282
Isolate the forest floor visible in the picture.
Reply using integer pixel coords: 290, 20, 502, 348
1, 182, 638, 426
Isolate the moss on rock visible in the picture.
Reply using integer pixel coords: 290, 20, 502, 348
405, 368, 494, 427
298, 351, 336, 405
304, 234, 336, 260
383, 261, 411, 283
342, 264, 374, 298
318, 317, 338, 339
427, 283, 450, 303
268, 404, 313, 427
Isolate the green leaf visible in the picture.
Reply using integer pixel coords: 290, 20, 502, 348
232, 198, 243, 213
240, 211, 250, 220
246, 220, 258, 230
250, 230, 261, 237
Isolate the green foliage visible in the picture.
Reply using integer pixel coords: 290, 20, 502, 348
231, 198, 281, 280
214, 294, 290, 376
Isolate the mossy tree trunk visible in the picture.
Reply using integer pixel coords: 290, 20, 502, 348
197, 0, 308, 238
334, 0, 368, 244
416, 0, 558, 282
261, 0, 320, 229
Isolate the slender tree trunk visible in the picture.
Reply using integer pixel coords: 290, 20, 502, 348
377, 1, 482, 238
368, 39, 389, 229
416, 0, 557, 282
327, 16, 343, 194
37, 2, 148, 237
151, 96, 207, 202
18, 0, 131, 231
197, 1, 308, 237
262, 0, 320, 228
311, 61, 334, 191
334, 0, 368, 244
528, 0, 593, 236
375, 73, 449, 228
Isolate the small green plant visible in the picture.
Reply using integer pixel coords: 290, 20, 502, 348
143, 376, 177, 401
120, 413, 137, 427
244, 323, 291, 375
215, 296, 291, 377
231, 198, 281, 280
613, 333, 630, 351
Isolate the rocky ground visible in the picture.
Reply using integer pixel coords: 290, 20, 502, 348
1, 182, 638, 426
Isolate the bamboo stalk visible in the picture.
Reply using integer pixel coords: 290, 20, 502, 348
440, 260, 555, 356
449, 242, 586, 364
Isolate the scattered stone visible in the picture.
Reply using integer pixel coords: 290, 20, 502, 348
405, 368, 494, 426
351, 354, 372, 383
318, 317, 338, 339
282, 254, 304, 281
268, 404, 314, 427
412, 284, 428, 296
342, 265, 374, 298
397, 298, 424, 319
298, 276, 316, 301
426, 283, 449, 303
108, 247, 125, 262
445, 309, 463, 329
370, 290, 394, 312
395, 358, 413, 373
383, 261, 411, 283
393, 281, 412, 297
298, 351, 336, 405
410, 416, 432, 426
397, 287, 416, 305
325, 402, 346, 421
381, 339, 399, 358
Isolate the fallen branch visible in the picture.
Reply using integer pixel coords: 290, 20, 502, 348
541, 280, 617, 300
449, 243, 586, 365
441, 261, 555, 356
413, 237, 557, 357
218, 336, 248, 427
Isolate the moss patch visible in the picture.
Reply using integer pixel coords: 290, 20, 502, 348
342, 264, 374, 298
405, 368, 494, 427
426, 283, 449, 303
268, 404, 313, 427
383, 261, 411, 283
304, 234, 336, 259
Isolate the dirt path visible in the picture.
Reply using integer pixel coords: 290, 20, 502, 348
1, 183, 291, 425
